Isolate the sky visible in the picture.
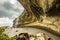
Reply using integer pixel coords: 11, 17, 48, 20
0, 0, 24, 27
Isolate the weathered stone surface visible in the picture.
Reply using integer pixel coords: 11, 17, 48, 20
14, 32, 56, 40
4, 28, 60, 40
14, 33, 50, 40
13, 0, 60, 37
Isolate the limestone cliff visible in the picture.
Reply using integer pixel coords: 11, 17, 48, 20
13, 0, 60, 37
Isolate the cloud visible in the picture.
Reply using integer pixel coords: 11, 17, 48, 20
3, 2, 14, 10
0, 0, 24, 26
0, 17, 13, 27
0, 0, 24, 19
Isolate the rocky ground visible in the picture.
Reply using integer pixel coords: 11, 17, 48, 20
3, 27, 60, 40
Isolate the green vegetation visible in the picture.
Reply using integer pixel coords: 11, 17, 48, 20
0, 27, 6, 34
0, 27, 16, 40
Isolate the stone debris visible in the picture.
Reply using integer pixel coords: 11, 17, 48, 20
14, 33, 54, 40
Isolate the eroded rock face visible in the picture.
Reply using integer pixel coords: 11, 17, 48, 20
13, 0, 60, 37
14, 33, 52, 40
13, 0, 60, 27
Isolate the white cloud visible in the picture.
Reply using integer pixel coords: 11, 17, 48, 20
0, 17, 13, 27
0, 0, 24, 18
0, 0, 24, 27
10, 0, 17, 4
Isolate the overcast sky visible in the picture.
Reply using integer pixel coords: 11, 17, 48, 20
0, 0, 24, 27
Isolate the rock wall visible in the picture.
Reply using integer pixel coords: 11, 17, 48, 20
13, 0, 60, 37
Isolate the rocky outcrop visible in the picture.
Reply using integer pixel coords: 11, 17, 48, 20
13, 0, 60, 37
14, 33, 52, 40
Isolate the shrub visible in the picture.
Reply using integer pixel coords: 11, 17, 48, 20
0, 27, 16, 40
0, 27, 5, 34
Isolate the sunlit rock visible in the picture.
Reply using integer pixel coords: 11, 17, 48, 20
13, 0, 60, 37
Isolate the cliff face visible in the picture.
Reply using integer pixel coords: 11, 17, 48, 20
13, 0, 60, 36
